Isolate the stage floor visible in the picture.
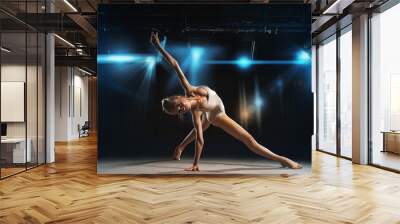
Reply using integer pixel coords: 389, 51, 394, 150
98, 159, 311, 175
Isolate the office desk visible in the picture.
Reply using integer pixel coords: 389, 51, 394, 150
1, 138, 32, 163
382, 131, 400, 154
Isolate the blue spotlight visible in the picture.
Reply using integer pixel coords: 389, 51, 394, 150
97, 54, 138, 63
254, 96, 264, 108
146, 56, 156, 66
189, 47, 204, 85
237, 56, 252, 69
296, 50, 311, 64
191, 47, 204, 61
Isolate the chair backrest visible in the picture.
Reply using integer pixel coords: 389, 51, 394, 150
83, 121, 90, 129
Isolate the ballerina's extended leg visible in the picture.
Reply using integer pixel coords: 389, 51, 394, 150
212, 114, 302, 169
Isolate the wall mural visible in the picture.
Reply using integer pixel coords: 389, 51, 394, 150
97, 4, 312, 174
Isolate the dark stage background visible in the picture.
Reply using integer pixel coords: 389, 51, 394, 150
98, 5, 313, 163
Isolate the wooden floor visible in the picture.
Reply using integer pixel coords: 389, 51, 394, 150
373, 151, 400, 171
1, 167, 26, 178
1, 135, 400, 224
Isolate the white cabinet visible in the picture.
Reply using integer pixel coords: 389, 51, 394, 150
1, 138, 32, 163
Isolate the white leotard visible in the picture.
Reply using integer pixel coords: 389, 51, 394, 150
199, 86, 225, 122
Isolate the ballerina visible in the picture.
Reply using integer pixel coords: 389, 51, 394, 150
151, 32, 302, 171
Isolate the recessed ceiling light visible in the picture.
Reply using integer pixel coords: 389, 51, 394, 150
322, 0, 351, 15
63, 0, 78, 12
78, 67, 93, 76
1, 47, 11, 53
54, 34, 75, 48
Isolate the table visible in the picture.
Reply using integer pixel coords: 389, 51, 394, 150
1, 138, 32, 163
382, 131, 400, 154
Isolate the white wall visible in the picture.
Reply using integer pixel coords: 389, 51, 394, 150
55, 66, 89, 141
55, 66, 69, 141
1, 65, 41, 137
72, 73, 89, 138
1, 64, 46, 164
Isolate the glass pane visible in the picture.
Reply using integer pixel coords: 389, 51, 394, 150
318, 37, 337, 154
1, 31, 27, 177
1, 2, 46, 178
312, 46, 317, 150
27, 30, 38, 169
38, 33, 45, 165
371, 4, 400, 171
26, 0, 39, 170
340, 29, 352, 158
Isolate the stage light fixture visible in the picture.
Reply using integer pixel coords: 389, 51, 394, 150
296, 50, 311, 64
237, 56, 252, 69
98, 54, 138, 63
191, 47, 204, 61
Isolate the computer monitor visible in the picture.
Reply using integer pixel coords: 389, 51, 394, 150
1, 123, 7, 137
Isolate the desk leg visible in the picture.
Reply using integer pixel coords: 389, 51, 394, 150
382, 133, 386, 153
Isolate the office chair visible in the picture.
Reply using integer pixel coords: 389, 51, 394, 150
79, 121, 90, 138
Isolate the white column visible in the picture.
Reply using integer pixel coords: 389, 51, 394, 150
352, 14, 369, 164
46, 1, 55, 163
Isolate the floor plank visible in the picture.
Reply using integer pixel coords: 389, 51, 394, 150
1, 135, 400, 224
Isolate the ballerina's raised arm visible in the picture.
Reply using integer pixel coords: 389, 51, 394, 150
150, 31, 194, 96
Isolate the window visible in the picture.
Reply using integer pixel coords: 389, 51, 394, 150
317, 36, 337, 154
0, 1, 46, 179
370, 3, 400, 171
339, 28, 352, 158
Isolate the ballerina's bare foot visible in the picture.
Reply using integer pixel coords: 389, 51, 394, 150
184, 164, 199, 171
173, 146, 183, 160
281, 160, 303, 169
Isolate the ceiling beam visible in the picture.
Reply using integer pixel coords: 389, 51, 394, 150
52, 1, 97, 47
55, 55, 96, 72
67, 13, 97, 46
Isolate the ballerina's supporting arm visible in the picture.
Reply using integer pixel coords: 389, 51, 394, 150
150, 31, 194, 95
185, 110, 204, 171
